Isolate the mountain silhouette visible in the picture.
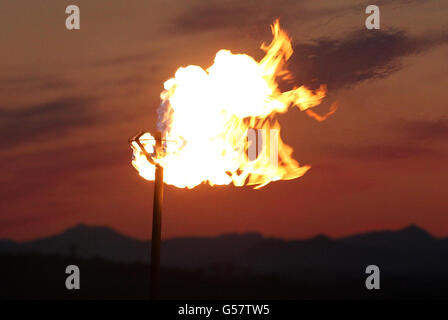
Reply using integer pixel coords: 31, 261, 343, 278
1, 224, 447, 277
0, 224, 148, 262
341, 224, 434, 250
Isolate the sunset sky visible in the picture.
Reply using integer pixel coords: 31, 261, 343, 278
1, 0, 447, 241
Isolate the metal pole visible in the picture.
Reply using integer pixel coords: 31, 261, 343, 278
150, 131, 163, 299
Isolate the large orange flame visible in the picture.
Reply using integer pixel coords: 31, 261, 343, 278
131, 20, 336, 189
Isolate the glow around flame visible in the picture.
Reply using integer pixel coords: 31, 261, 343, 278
131, 20, 336, 189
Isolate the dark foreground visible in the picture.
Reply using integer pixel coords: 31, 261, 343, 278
1, 252, 447, 300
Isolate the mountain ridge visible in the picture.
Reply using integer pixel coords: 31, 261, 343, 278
1, 224, 447, 276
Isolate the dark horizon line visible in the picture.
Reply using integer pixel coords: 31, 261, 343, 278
1, 222, 442, 245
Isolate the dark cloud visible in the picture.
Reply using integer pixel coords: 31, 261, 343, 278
173, 0, 446, 90
0, 97, 96, 148
91, 51, 156, 68
19, 141, 129, 175
326, 117, 448, 162
173, 0, 429, 35
0, 140, 130, 210
289, 29, 448, 90
171, 0, 350, 35
0, 141, 128, 185
398, 118, 448, 141
0, 74, 72, 92
173, 0, 278, 34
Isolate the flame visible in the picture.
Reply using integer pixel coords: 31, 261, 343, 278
131, 19, 335, 189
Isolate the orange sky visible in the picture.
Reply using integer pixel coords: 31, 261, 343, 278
1, 0, 447, 241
